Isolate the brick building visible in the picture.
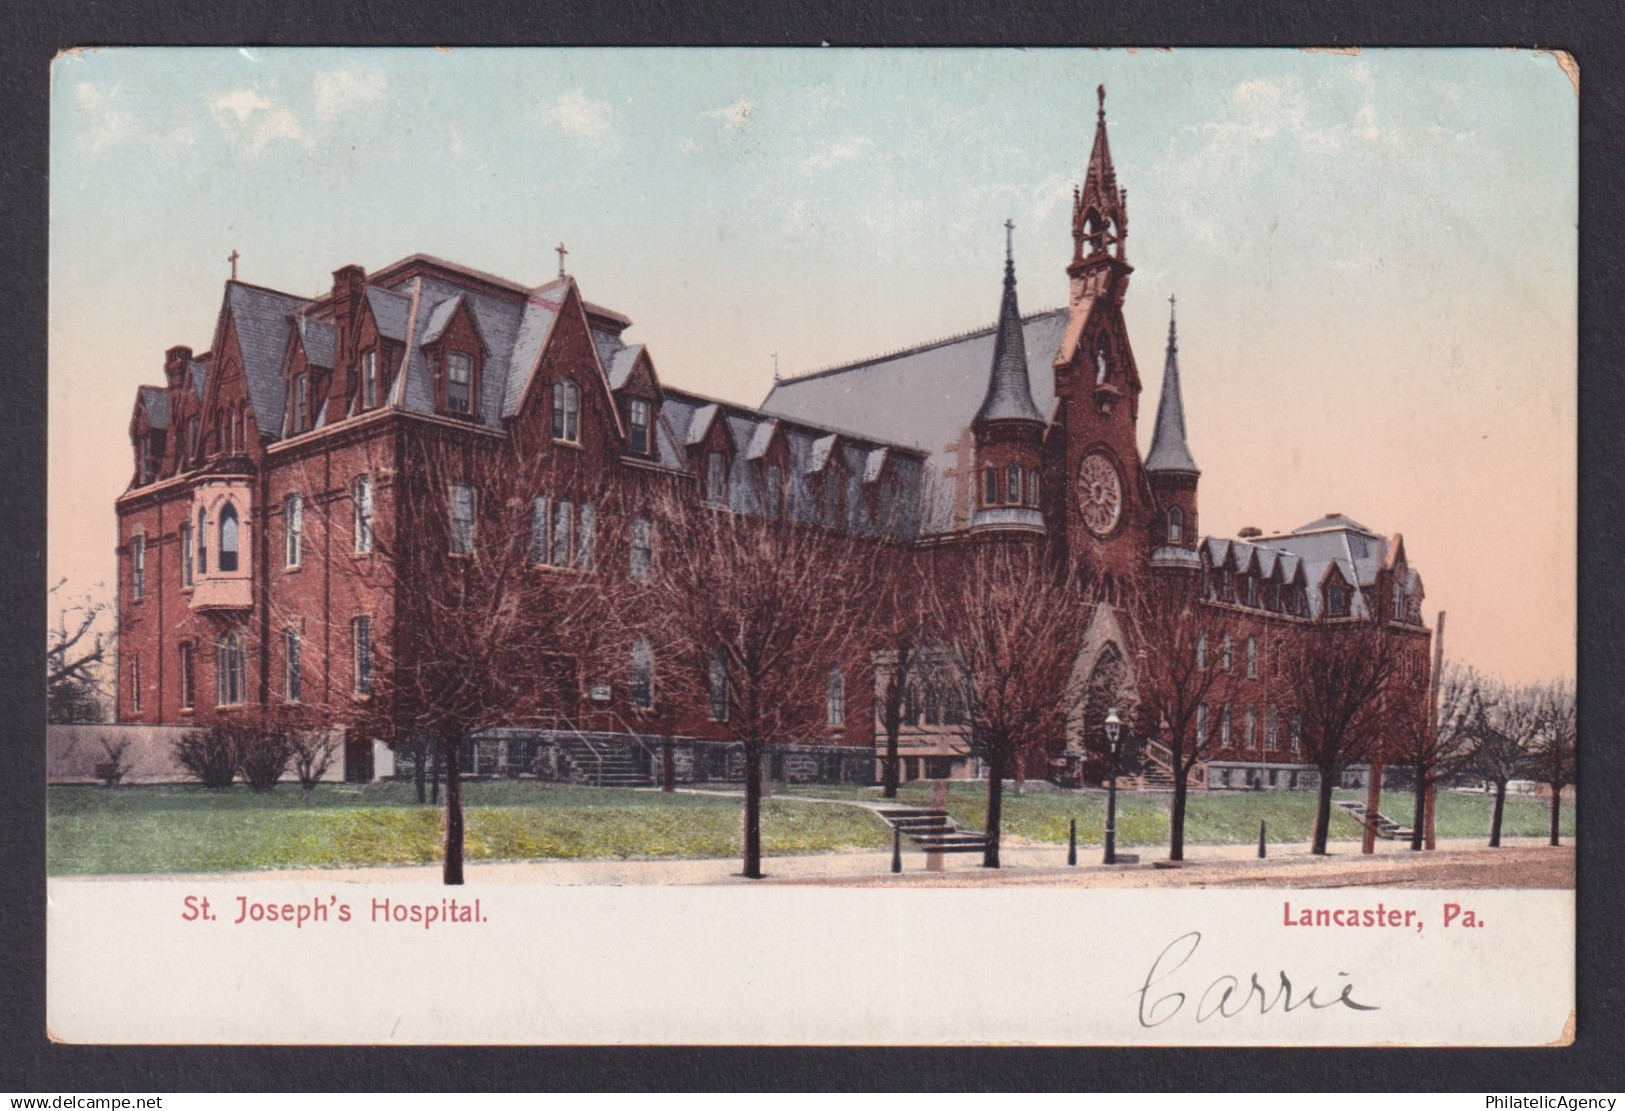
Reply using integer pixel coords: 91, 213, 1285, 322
115, 92, 1431, 787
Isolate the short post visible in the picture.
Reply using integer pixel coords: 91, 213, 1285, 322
891, 825, 902, 874
1067, 817, 1077, 866
1258, 820, 1267, 859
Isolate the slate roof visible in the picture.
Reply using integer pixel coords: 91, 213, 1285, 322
295, 317, 336, 369
188, 360, 208, 398
973, 254, 1045, 425
1202, 515, 1399, 620
606, 344, 646, 390
226, 282, 311, 438
1144, 304, 1199, 475
137, 387, 169, 429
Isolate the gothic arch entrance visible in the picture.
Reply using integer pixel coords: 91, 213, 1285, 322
1065, 603, 1139, 786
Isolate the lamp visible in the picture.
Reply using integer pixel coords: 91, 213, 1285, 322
1104, 706, 1123, 865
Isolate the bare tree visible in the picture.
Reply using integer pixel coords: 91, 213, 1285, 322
640, 487, 877, 879
871, 552, 929, 799
1470, 680, 1543, 848
48, 579, 111, 723
927, 542, 1091, 868
1529, 680, 1575, 847
1395, 662, 1482, 851
1286, 622, 1399, 855
1124, 573, 1231, 862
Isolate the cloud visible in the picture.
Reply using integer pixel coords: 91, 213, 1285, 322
708, 96, 753, 131
542, 89, 615, 145
803, 135, 872, 171
71, 82, 132, 153
209, 88, 304, 154
313, 65, 388, 124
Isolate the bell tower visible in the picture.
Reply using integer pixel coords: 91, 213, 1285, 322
970, 221, 1046, 535
1145, 296, 1202, 569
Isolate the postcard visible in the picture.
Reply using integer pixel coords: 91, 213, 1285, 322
46, 46, 1576, 1045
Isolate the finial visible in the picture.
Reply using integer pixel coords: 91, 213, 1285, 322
772, 352, 780, 382
1097, 84, 1106, 119
1167, 293, 1178, 349
555, 242, 569, 280
1004, 218, 1015, 265
227, 248, 240, 281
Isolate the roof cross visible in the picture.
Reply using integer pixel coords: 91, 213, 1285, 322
1004, 218, 1014, 263
227, 248, 240, 281
555, 242, 569, 279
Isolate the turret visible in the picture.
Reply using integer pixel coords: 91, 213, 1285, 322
1145, 296, 1201, 565
970, 221, 1046, 534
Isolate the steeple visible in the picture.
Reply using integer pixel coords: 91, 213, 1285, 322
1145, 296, 1198, 475
1072, 85, 1129, 266
973, 220, 1044, 427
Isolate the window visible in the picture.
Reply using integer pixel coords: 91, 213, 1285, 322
1221, 634, 1233, 673
138, 437, 152, 484
363, 350, 379, 410
1246, 575, 1257, 606
180, 521, 193, 587
1273, 641, 1284, 677
708, 647, 729, 722
1095, 335, 1111, 385
1325, 582, 1347, 617
827, 667, 846, 727
1029, 469, 1042, 507
629, 515, 653, 579
292, 373, 309, 433
178, 642, 194, 710
1196, 703, 1208, 743
1266, 705, 1279, 750
1245, 706, 1258, 750
630, 639, 653, 709
983, 467, 997, 507
352, 616, 372, 696
1005, 463, 1021, 504
1291, 712, 1302, 754
285, 627, 302, 703
1220, 705, 1233, 747
1196, 631, 1207, 670
630, 398, 651, 455
353, 476, 373, 553
705, 452, 727, 505
284, 494, 302, 568
186, 416, 199, 462
1168, 506, 1183, 545
765, 464, 783, 518
216, 632, 246, 706
131, 533, 146, 599
1247, 637, 1258, 679
1392, 584, 1405, 621
449, 482, 477, 556
551, 379, 580, 442
577, 503, 595, 569
446, 352, 472, 414
529, 496, 551, 565
129, 655, 142, 713
552, 500, 573, 567
218, 505, 240, 573
197, 509, 208, 575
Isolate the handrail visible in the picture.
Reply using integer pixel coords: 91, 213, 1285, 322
603, 710, 661, 775
556, 722, 604, 786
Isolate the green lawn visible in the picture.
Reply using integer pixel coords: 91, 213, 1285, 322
47, 780, 1573, 876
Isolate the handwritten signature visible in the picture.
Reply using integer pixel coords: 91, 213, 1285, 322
1137, 931, 1379, 1026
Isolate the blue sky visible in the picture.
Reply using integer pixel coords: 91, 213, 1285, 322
50, 48, 1576, 682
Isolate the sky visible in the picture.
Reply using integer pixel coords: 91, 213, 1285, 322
48, 47, 1577, 684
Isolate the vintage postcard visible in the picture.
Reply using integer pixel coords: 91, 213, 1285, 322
46, 47, 1576, 1045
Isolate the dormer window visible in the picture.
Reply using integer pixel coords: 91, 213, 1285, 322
1029, 469, 1042, 506
362, 350, 379, 410
983, 467, 997, 507
292, 373, 309, 433
1005, 463, 1021, 505
629, 398, 651, 455
219, 504, 240, 573
1326, 582, 1347, 617
1168, 506, 1184, 545
446, 352, 472, 415
1392, 584, 1405, 621
552, 379, 580, 442
705, 451, 727, 505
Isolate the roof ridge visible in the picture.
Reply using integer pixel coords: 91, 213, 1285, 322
773, 306, 1068, 386
664, 386, 926, 457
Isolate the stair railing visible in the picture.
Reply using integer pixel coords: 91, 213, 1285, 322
559, 723, 605, 787
603, 710, 661, 780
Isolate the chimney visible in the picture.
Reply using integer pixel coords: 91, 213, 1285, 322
331, 264, 367, 373
164, 345, 192, 391
1238, 526, 1262, 539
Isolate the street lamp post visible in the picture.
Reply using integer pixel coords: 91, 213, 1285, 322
1103, 707, 1123, 865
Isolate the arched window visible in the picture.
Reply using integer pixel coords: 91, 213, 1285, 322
708, 647, 729, 722
1005, 463, 1021, 504
827, 667, 845, 727
1245, 706, 1258, 750
629, 515, 653, 579
197, 507, 208, 575
551, 378, 580, 442
218, 504, 240, 572
180, 521, 193, 587
1392, 584, 1405, 621
1028, 469, 1042, 506
291, 373, 309, 434
630, 639, 653, 709
1095, 335, 1111, 385
1196, 631, 1207, 670
285, 494, 302, 568
1220, 705, 1233, 747
353, 475, 374, 554
1168, 506, 1183, 545
1266, 705, 1279, 749
1221, 634, 1233, 673
216, 631, 245, 706
983, 467, 997, 507
130, 533, 146, 599
186, 416, 199, 463
1246, 637, 1258, 679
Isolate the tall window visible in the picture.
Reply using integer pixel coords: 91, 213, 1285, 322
197, 508, 208, 575
1291, 712, 1302, 754
983, 467, 997, 507
1095, 335, 1111, 385
630, 639, 653, 709
1196, 631, 1207, 670
285, 627, 302, 703
1392, 584, 1405, 621
186, 416, 199, 462
138, 437, 152, 484
629, 398, 651, 455
1005, 463, 1021, 504
1246, 636, 1258, 679
131, 533, 146, 599
219, 505, 240, 573
129, 655, 142, 713
363, 350, 379, 410
449, 482, 478, 556
1220, 705, 1233, 747
765, 464, 783, 518
446, 352, 472, 414
629, 515, 653, 579
551, 379, 580, 442
216, 632, 245, 706
292, 372, 309, 433
827, 667, 845, 727
1221, 633, 1233, 673
529, 496, 551, 565
1266, 705, 1279, 750
705, 452, 727, 505
1028, 469, 1042, 506
708, 647, 729, 722
284, 494, 302, 568
552, 500, 573, 567
180, 521, 193, 587
1195, 703, 1208, 743
1168, 506, 1183, 545
1326, 583, 1346, 617
353, 475, 374, 553
577, 503, 596, 569
178, 642, 194, 710
352, 616, 372, 696
1245, 706, 1258, 750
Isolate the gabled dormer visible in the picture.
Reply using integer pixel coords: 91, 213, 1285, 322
606, 344, 663, 459
1319, 561, 1355, 620
419, 293, 490, 420
129, 387, 168, 487
690, 404, 735, 507
743, 418, 791, 517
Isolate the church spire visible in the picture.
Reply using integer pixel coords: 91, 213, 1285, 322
1072, 84, 1129, 265
974, 220, 1044, 427
1144, 295, 1199, 475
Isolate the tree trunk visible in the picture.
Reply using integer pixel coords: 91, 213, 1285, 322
1312, 769, 1335, 855
1489, 778, 1507, 848
442, 736, 464, 886
982, 745, 1006, 869
1169, 743, 1189, 862
882, 721, 901, 799
1361, 751, 1382, 855
1548, 785, 1561, 847
742, 741, 763, 879
430, 746, 441, 807
414, 737, 427, 804
1410, 768, 1428, 852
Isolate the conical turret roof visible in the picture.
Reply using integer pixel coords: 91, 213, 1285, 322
1145, 298, 1199, 475
974, 232, 1045, 426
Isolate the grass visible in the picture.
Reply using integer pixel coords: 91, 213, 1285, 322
47, 779, 1574, 876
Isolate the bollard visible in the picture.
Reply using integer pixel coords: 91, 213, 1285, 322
891, 825, 902, 874
1258, 820, 1267, 859
1067, 817, 1077, 866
